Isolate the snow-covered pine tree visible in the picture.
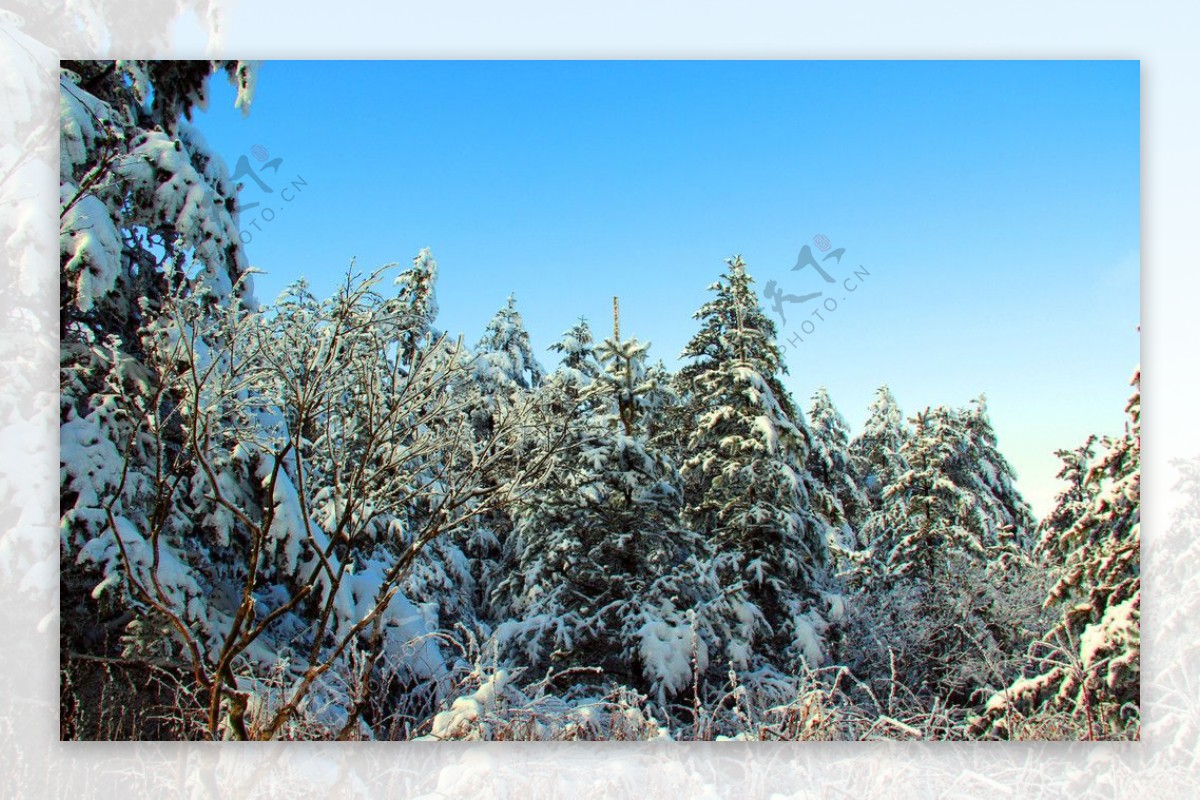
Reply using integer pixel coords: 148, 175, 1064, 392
60, 60, 258, 349
454, 293, 540, 602
978, 368, 1140, 739
468, 293, 547, 499
495, 332, 725, 706
394, 247, 440, 368
676, 255, 834, 670
474, 294, 545, 397
849, 406, 1041, 701
807, 386, 869, 545
59, 60, 259, 561
537, 317, 606, 445
460, 295, 549, 614
468, 317, 603, 623
949, 396, 1037, 552
547, 317, 601, 390
1037, 436, 1100, 567
868, 408, 988, 583
849, 385, 909, 511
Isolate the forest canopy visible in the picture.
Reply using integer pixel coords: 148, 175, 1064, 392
58, 60, 1140, 741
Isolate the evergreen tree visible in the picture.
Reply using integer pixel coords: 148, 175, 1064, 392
463, 294, 548, 608
494, 334, 719, 703
849, 385, 909, 511
849, 406, 1040, 701
1037, 436, 1100, 566
394, 247, 440, 368
474, 294, 545, 395
949, 396, 1037, 552
807, 386, 869, 543
547, 317, 601, 389
60, 60, 258, 353
469, 318, 602, 621
979, 369, 1140, 739
867, 407, 988, 582
676, 255, 832, 668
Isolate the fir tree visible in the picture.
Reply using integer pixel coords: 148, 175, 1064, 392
547, 317, 601, 389
1037, 436, 1100, 566
465, 293, 547, 595
978, 368, 1140, 739
807, 386, 869, 542
60, 60, 258, 353
394, 247, 440, 368
474, 294, 544, 395
868, 407, 988, 582
849, 385, 909, 511
676, 255, 832, 668
949, 396, 1037, 552
494, 334, 710, 701
851, 406, 1040, 701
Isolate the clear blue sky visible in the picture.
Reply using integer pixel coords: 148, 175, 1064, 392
194, 60, 1140, 516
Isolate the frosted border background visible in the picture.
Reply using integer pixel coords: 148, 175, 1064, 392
2, 0, 1195, 796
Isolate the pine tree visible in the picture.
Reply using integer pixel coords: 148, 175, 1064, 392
547, 317, 601, 389
867, 408, 988, 582
1038, 436, 1100, 566
807, 386, 869, 542
949, 396, 1037, 552
676, 255, 832, 669
494, 333, 708, 701
849, 385, 909, 511
978, 369, 1140, 739
474, 294, 544, 395
394, 247, 440, 368
60, 61, 258, 353
462, 294, 548, 610
850, 406, 1042, 701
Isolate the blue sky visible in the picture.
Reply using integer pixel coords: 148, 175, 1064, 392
194, 60, 1140, 515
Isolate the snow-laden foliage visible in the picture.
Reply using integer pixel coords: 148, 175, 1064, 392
1038, 436, 1100, 566
849, 385, 909, 510
492, 333, 751, 707
949, 396, 1038, 551
458, 293, 553, 620
806, 386, 869, 543
474, 294, 544, 395
60, 61, 255, 340
841, 403, 1045, 704
977, 369, 1140, 740
63, 250, 549, 738
547, 317, 601, 390
675, 255, 835, 671
866, 408, 990, 579
59, 60, 1137, 741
